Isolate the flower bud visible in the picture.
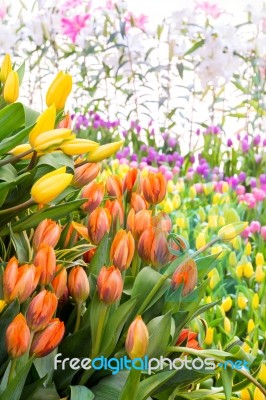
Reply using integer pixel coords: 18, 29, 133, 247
138, 227, 170, 269
34, 244, 57, 286
73, 163, 100, 188
130, 193, 147, 212
30, 318, 65, 357
142, 172, 167, 204
258, 363, 266, 385
240, 389, 250, 400
229, 251, 237, 266
87, 207, 111, 245
29, 105, 56, 146
176, 329, 201, 349
218, 222, 248, 241
254, 387, 265, 400
51, 265, 67, 299
196, 232, 206, 250
83, 248, 96, 263
81, 182, 105, 213
247, 319, 255, 334
57, 111, 71, 128
68, 266, 90, 304
4, 257, 40, 304
256, 253, 265, 266
106, 175, 122, 198
31, 167, 73, 204
6, 314, 30, 358
171, 259, 198, 296
3, 70, 19, 103
255, 265, 265, 283
125, 316, 149, 359
32, 128, 75, 152
252, 293, 259, 309
46, 71, 72, 110
97, 266, 123, 305
152, 212, 172, 232
33, 219, 61, 251
237, 293, 248, 310
110, 230, 135, 271
60, 138, 99, 155
71, 221, 89, 241
224, 317, 231, 333
127, 209, 152, 240
87, 141, 123, 162
244, 242, 252, 256
243, 262, 254, 278
204, 327, 214, 345
0, 54, 12, 83
26, 290, 58, 331
122, 168, 139, 199
221, 296, 232, 313
105, 199, 124, 227
0, 300, 6, 314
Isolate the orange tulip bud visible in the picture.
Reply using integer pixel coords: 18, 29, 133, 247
172, 259, 198, 296
97, 266, 123, 304
68, 266, 90, 304
26, 290, 58, 331
57, 111, 72, 128
138, 227, 170, 268
73, 163, 100, 188
34, 244, 57, 286
87, 207, 111, 245
63, 222, 78, 248
6, 314, 30, 358
83, 248, 97, 263
81, 182, 105, 213
105, 199, 124, 227
30, 318, 65, 357
130, 193, 147, 212
176, 329, 201, 350
51, 265, 67, 299
122, 168, 139, 199
4, 257, 40, 303
152, 212, 172, 232
32, 219, 61, 251
106, 175, 123, 198
110, 230, 135, 271
125, 316, 149, 359
142, 172, 167, 205
127, 209, 152, 240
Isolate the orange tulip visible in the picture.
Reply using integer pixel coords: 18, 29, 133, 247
125, 316, 149, 359
63, 222, 78, 248
105, 199, 124, 227
122, 168, 139, 199
68, 266, 90, 304
6, 314, 30, 358
176, 329, 201, 350
32, 219, 61, 251
57, 111, 72, 128
87, 207, 111, 245
127, 209, 152, 240
110, 230, 135, 271
138, 227, 170, 268
171, 259, 198, 296
26, 290, 58, 331
97, 266, 123, 305
152, 212, 172, 232
30, 318, 65, 357
34, 244, 57, 286
3, 257, 41, 303
81, 182, 105, 213
130, 193, 147, 212
106, 175, 123, 198
83, 248, 97, 263
51, 265, 67, 299
73, 163, 100, 188
142, 172, 167, 204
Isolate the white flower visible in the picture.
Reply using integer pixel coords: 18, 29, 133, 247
0, 25, 16, 53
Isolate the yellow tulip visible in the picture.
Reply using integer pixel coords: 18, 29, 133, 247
203, 182, 213, 195
9, 144, 33, 159
196, 232, 206, 250
211, 245, 224, 259
212, 193, 221, 205
208, 215, 218, 228
167, 180, 174, 193
209, 268, 220, 289
176, 216, 187, 229
86, 141, 123, 162
32, 129, 75, 151
3, 70, 19, 103
162, 199, 174, 213
204, 327, 214, 345
46, 71, 72, 110
243, 262, 254, 278
237, 293, 248, 310
222, 182, 229, 193
29, 105, 56, 145
189, 186, 197, 199
236, 264, 244, 278
244, 242, 252, 256
0, 300, 6, 314
198, 207, 206, 222
60, 139, 99, 155
231, 236, 241, 250
240, 388, 251, 400
218, 216, 225, 227
31, 166, 73, 204
221, 296, 232, 313
0, 54, 12, 83
258, 363, 266, 385
247, 319, 255, 334
218, 222, 248, 241
256, 253, 265, 267
255, 265, 265, 283
229, 251, 237, 267
173, 195, 181, 209
254, 387, 265, 400
224, 317, 231, 333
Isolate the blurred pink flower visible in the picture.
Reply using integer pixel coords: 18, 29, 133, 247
61, 14, 90, 43
0, 6, 6, 19
195, 1, 222, 18
61, 0, 83, 9
249, 221, 261, 234
125, 13, 149, 31
261, 226, 266, 241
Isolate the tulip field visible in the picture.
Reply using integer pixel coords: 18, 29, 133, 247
0, 1, 266, 400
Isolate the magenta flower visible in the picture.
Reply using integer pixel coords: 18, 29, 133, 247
61, 14, 90, 43
195, 1, 222, 18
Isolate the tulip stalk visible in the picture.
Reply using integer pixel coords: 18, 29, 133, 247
118, 367, 141, 400
0, 148, 34, 167
0, 199, 35, 215
73, 302, 82, 334
7, 358, 17, 384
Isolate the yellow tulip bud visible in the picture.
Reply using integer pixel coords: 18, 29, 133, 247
224, 207, 240, 223
255, 265, 265, 283
254, 387, 265, 400
189, 186, 197, 199
240, 388, 251, 400
32, 128, 75, 151
237, 293, 248, 310
9, 144, 33, 159
208, 215, 218, 228
206, 296, 212, 304
198, 207, 206, 222
222, 182, 229, 193
3, 70, 19, 103
218, 222, 248, 241
242, 338, 251, 353
256, 253, 265, 267
244, 242, 252, 256
236, 264, 244, 278
161, 199, 173, 213
252, 293, 260, 309
0, 54, 12, 83
229, 251, 237, 267
258, 363, 266, 385
224, 317, 231, 333
212, 193, 221, 205
176, 216, 187, 229
176, 180, 185, 192
211, 245, 224, 259
46, 71, 72, 110
167, 180, 174, 193
209, 268, 220, 289
173, 195, 181, 209
221, 296, 232, 313
204, 182, 213, 195
60, 139, 99, 155
243, 262, 254, 278
29, 105, 56, 145
218, 216, 225, 227
0, 300, 7, 314
231, 236, 242, 250
247, 319, 255, 334
196, 232, 206, 250
86, 141, 123, 162
31, 166, 73, 204
204, 327, 214, 345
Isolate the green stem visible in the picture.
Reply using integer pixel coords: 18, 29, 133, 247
0, 199, 35, 215
131, 252, 140, 278
74, 302, 82, 334
7, 358, 17, 384
0, 149, 34, 167
118, 368, 141, 400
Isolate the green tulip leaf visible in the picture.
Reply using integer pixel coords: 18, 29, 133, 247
0, 103, 25, 141
70, 385, 95, 400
